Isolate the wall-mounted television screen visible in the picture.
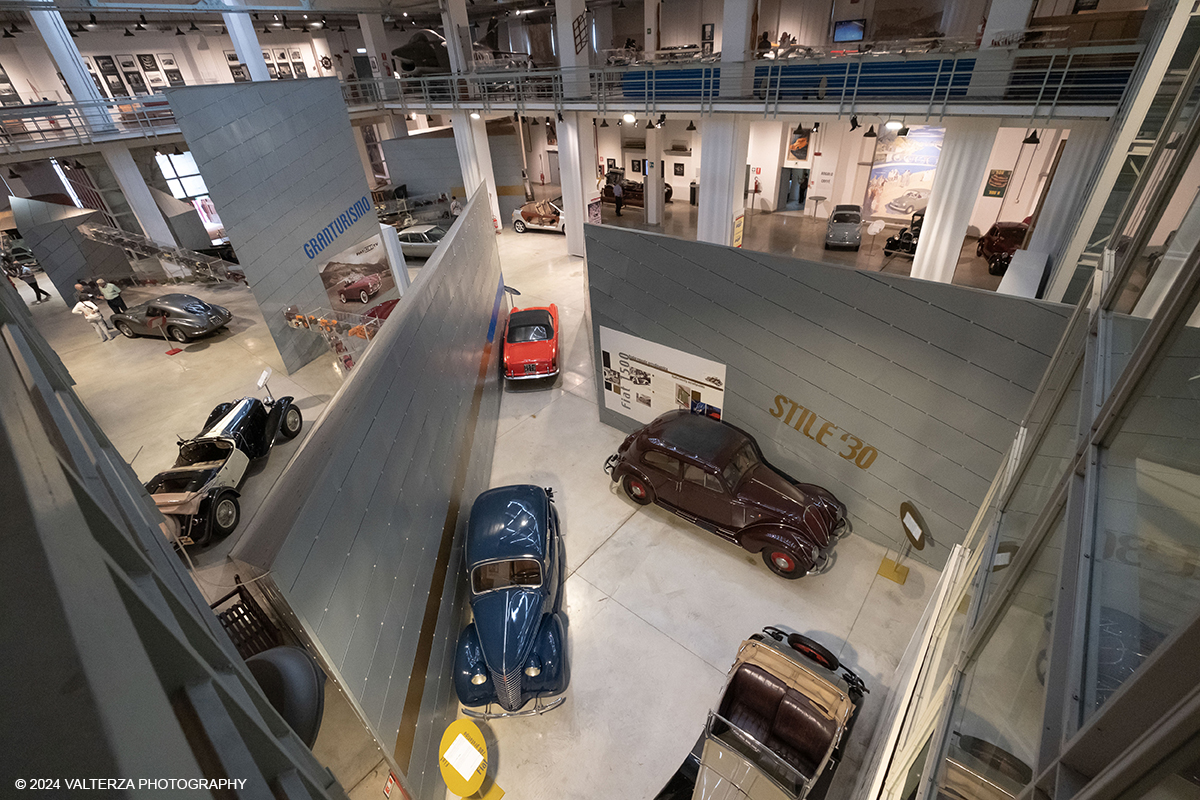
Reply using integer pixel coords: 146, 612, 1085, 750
833, 19, 866, 43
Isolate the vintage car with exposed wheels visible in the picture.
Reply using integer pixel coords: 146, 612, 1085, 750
512, 196, 566, 234
453, 485, 569, 718
602, 178, 674, 207
502, 304, 559, 381
604, 411, 848, 579
978, 221, 1030, 275
112, 293, 232, 343
145, 370, 302, 547
338, 273, 383, 304
883, 210, 925, 257
654, 626, 867, 800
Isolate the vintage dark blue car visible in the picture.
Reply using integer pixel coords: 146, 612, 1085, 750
453, 485, 569, 717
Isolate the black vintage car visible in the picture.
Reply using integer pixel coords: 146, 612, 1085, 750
602, 178, 674, 207
883, 210, 925, 257
112, 293, 232, 343
145, 371, 302, 546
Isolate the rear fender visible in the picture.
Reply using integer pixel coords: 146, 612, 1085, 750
200, 402, 235, 435
738, 524, 818, 564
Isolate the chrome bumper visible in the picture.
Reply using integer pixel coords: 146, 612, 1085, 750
461, 695, 566, 720
505, 368, 559, 381
603, 453, 619, 475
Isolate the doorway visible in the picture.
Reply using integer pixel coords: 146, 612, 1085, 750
779, 168, 809, 211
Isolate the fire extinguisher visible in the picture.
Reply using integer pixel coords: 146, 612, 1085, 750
754, 177, 761, 193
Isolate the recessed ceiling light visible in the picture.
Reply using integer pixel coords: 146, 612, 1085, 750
885, 120, 902, 131
470, 111, 481, 119
622, 113, 635, 123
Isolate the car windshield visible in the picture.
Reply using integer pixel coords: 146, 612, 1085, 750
146, 466, 220, 495
176, 439, 232, 467
552, 196, 563, 207
722, 443, 759, 488
183, 299, 212, 314
426, 227, 447, 241
831, 213, 859, 224
472, 559, 543, 593
509, 324, 551, 343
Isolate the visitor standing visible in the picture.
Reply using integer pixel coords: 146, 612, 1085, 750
96, 278, 127, 314
19, 265, 51, 304
613, 181, 624, 216
450, 196, 463, 219
72, 298, 115, 342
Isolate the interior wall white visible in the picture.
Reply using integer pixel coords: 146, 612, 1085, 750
659, 0, 724, 48
757, 0, 835, 46
747, 119, 787, 212
966, 127, 1069, 237
0, 33, 66, 101
658, 118, 699, 198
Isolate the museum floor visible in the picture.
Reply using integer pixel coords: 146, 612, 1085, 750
13, 228, 939, 800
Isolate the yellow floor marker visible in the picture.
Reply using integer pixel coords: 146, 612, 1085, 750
439, 719, 505, 799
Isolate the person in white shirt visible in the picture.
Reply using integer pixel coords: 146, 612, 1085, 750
450, 196, 463, 218
72, 299, 115, 342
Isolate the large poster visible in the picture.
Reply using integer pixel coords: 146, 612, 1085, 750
599, 326, 727, 424
784, 128, 811, 166
862, 125, 944, 220
317, 233, 394, 313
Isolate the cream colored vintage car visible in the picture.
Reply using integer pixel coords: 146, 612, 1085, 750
657, 627, 867, 800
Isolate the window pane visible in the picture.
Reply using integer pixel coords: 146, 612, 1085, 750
1086, 283, 1200, 719
166, 179, 185, 199
643, 450, 679, 477
936, 511, 1066, 798
683, 463, 706, 486
180, 175, 208, 197
169, 151, 198, 177
155, 152, 176, 178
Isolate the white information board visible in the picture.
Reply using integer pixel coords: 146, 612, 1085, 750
599, 326, 727, 425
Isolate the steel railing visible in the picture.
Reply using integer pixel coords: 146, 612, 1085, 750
0, 96, 177, 154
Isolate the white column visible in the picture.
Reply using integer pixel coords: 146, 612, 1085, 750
644, 122, 664, 225
221, 1, 269, 82
940, 0, 988, 41
98, 143, 177, 248
441, 0, 472, 74
27, 11, 104, 105
979, 0, 1036, 48
909, 117, 1000, 284
558, 112, 598, 258
720, 0, 756, 98
379, 223, 409, 295
357, 14, 389, 78
451, 111, 502, 230
644, 0, 660, 58
697, 114, 751, 246
1025, 121, 1109, 266
554, 0, 590, 96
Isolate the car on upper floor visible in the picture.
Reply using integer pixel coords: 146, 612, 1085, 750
512, 196, 565, 234
824, 205, 862, 251
885, 188, 930, 216
654, 626, 867, 800
112, 293, 232, 343
397, 223, 448, 258
602, 178, 674, 207
145, 371, 302, 547
338, 272, 383, 304
453, 485, 568, 718
502, 304, 559, 382
604, 410, 849, 579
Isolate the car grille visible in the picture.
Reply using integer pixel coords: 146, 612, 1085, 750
524, 363, 537, 374
491, 667, 523, 711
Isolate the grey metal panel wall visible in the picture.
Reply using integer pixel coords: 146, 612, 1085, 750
12, 197, 132, 300
164, 78, 376, 374
379, 134, 464, 199
234, 193, 504, 797
586, 224, 1071, 569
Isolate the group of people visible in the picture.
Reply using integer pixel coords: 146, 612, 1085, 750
70, 279, 127, 343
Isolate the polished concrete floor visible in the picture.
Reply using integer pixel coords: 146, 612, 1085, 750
597, 198, 1003, 292
459, 227, 940, 800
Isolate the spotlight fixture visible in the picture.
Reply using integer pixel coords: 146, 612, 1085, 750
7, 169, 19, 179
139, 14, 147, 24
189, 21, 200, 31
622, 113, 635, 124
557, 111, 563, 122
686, 120, 696, 131
618, 0, 626, 7
400, 22, 406, 31
812, 121, 820, 131
1022, 129, 1040, 145
863, 125, 877, 138
337, 25, 345, 32
392, 21, 401, 30
124, 27, 134, 36
644, 118, 654, 129
793, 122, 804, 135
896, 125, 909, 137
2, 29, 13, 39
616, 119, 622, 126
175, 27, 185, 35
252, 13, 259, 20
600, 118, 609, 127
658, 113, 666, 126
321, 16, 328, 25
263, 25, 271, 34
75, 22, 87, 33
513, 111, 519, 121
884, 120, 902, 131
850, 115, 860, 131
89, 13, 97, 26
470, 111, 480, 119
9, 22, 21, 34
282, 15, 290, 29
135, 19, 146, 31
220, 26, 227, 34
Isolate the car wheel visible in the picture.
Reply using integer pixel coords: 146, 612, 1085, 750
514, 219, 527, 233
167, 326, 189, 343
339, 293, 347, 303
977, 242, 985, 257
762, 548, 808, 580
360, 290, 369, 303
622, 474, 653, 505
854, 245, 860, 252
787, 633, 841, 670
279, 406, 303, 439
824, 243, 830, 250
210, 491, 240, 539
116, 322, 135, 338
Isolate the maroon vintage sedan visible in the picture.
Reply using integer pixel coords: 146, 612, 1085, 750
604, 411, 849, 579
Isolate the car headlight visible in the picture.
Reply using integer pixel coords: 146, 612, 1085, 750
524, 665, 541, 677
470, 673, 487, 685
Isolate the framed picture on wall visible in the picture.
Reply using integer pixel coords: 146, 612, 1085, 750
289, 49, 303, 61
229, 64, 249, 82
274, 49, 288, 63
701, 23, 715, 42
224, 50, 240, 65
262, 51, 273, 63
276, 62, 293, 79
164, 69, 186, 87
632, 159, 642, 173
137, 54, 159, 72
146, 73, 166, 88
123, 71, 148, 94
95, 55, 119, 74
266, 64, 278, 79
607, 158, 616, 169
292, 61, 308, 78
117, 54, 137, 71
674, 162, 685, 176
158, 54, 178, 69
104, 73, 126, 93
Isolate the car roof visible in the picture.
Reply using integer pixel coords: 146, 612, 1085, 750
509, 308, 553, 329
993, 221, 1030, 230
644, 410, 750, 466
400, 224, 437, 233
467, 485, 549, 564
833, 204, 861, 212
148, 293, 203, 309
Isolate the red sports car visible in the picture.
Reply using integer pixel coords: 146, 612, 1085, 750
502, 304, 559, 381
338, 273, 383, 304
